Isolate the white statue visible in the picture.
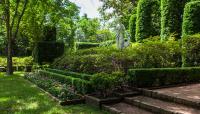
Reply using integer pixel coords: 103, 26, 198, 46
115, 18, 130, 50
75, 28, 85, 42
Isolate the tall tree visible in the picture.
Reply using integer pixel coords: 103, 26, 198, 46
99, 0, 137, 29
2, 0, 28, 75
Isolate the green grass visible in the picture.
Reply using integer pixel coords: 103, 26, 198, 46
0, 72, 108, 114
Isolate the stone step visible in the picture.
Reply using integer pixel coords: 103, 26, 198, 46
102, 102, 153, 114
140, 88, 200, 109
125, 96, 200, 114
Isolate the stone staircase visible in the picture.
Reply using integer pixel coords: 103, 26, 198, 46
103, 86, 200, 114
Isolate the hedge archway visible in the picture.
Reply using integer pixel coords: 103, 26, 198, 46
135, 0, 160, 42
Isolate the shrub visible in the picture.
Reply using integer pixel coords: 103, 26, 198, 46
182, 34, 200, 67
45, 68, 92, 80
52, 39, 182, 74
33, 42, 64, 64
91, 73, 117, 97
161, 0, 188, 40
38, 70, 92, 94
75, 42, 100, 50
182, 1, 200, 37
135, 0, 160, 41
129, 14, 137, 42
128, 67, 200, 87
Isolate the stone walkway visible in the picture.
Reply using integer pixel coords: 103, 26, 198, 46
155, 83, 200, 103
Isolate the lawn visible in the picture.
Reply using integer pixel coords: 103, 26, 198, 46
0, 72, 108, 114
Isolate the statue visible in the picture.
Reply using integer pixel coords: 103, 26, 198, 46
115, 18, 130, 50
75, 28, 85, 42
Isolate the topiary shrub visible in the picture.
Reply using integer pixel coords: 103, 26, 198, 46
161, 0, 188, 40
182, 1, 200, 37
33, 42, 64, 64
129, 14, 137, 42
135, 0, 160, 42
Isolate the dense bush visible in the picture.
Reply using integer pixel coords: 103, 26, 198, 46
128, 67, 200, 87
129, 14, 137, 42
182, 34, 200, 67
38, 70, 92, 94
75, 42, 100, 50
91, 72, 125, 97
45, 68, 92, 80
33, 42, 64, 64
161, 0, 188, 40
52, 38, 182, 74
135, 0, 160, 41
182, 1, 200, 36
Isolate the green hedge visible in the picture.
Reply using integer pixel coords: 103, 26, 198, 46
182, 1, 200, 36
161, 0, 188, 40
135, 0, 160, 41
75, 42, 100, 50
45, 68, 92, 80
38, 70, 92, 94
128, 67, 200, 87
182, 34, 200, 67
129, 14, 137, 42
33, 42, 64, 64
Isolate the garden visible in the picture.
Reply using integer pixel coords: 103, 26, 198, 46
1, 0, 200, 114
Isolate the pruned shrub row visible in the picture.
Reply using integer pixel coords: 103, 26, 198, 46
128, 67, 200, 87
75, 42, 100, 50
38, 70, 92, 94
45, 68, 92, 80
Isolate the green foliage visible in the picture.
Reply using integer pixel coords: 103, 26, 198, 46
135, 0, 160, 41
91, 72, 117, 97
38, 70, 92, 94
45, 68, 92, 80
33, 42, 64, 64
182, 1, 200, 36
0, 56, 33, 67
161, 0, 188, 40
128, 67, 200, 87
75, 42, 100, 50
53, 38, 181, 74
129, 14, 137, 42
182, 34, 200, 67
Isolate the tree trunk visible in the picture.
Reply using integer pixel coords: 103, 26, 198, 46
5, 0, 13, 75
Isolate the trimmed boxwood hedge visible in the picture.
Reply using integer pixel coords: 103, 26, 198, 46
38, 70, 92, 94
135, 0, 160, 41
182, 1, 200, 36
45, 68, 92, 80
128, 67, 200, 87
161, 0, 188, 40
75, 42, 100, 50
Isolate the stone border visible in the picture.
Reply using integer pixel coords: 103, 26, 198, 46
85, 95, 122, 108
